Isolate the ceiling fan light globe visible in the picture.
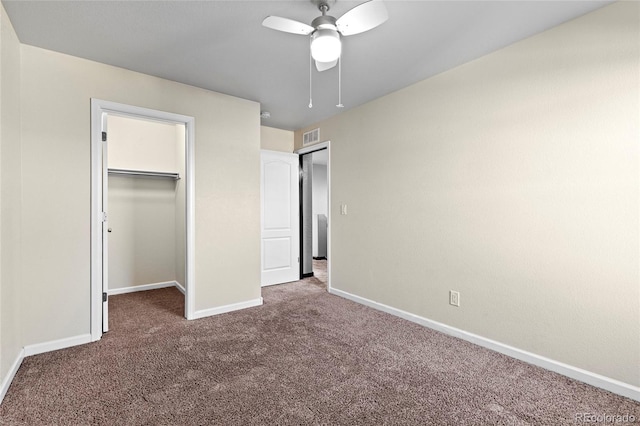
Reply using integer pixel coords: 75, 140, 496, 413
311, 29, 341, 63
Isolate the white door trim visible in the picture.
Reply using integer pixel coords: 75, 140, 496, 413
101, 113, 109, 332
90, 99, 196, 341
294, 141, 331, 292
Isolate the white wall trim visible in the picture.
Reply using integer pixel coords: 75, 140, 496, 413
184, 117, 196, 320
175, 281, 186, 295
108, 281, 177, 295
295, 141, 328, 156
329, 287, 640, 402
2, 335, 92, 403
23, 334, 92, 357
261, 281, 284, 288
191, 297, 263, 320
90, 98, 103, 341
0, 349, 24, 404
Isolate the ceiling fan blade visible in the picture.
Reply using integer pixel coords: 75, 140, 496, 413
316, 60, 338, 72
336, 0, 388, 36
262, 16, 314, 35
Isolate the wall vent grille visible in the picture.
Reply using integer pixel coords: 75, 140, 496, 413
303, 128, 320, 146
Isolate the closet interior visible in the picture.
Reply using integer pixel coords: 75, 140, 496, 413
300, 149, 328, 279
106, 114, 186, 319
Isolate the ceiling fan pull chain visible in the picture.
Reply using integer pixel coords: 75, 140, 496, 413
337, 56, 344, 108
309, 35, 313, 108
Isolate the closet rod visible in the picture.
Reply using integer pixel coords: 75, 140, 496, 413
108, 168, 180, 180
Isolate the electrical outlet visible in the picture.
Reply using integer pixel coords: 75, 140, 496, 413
449, 290, 460, 307
340, 204, 348, 215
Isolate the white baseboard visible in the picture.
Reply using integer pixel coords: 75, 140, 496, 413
329, 287, 640, 402
23, 333, 92, 357
0, 348, 24, 404
3, 283, 190, 405
175, 281, 186, 295
108, 281, 177, 295
192, 297, 263, 320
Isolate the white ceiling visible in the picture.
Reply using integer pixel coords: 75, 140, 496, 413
2, 0, 612, 130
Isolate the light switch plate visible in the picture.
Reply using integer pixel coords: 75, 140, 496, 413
449, 290, 460, 307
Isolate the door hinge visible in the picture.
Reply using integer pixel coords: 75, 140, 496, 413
101, 212, 108, 223
102, 131, 107, 142
102, 292, 108, 302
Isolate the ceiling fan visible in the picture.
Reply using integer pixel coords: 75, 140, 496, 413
262, 0, 388, 72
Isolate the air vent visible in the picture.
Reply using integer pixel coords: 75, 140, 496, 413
303, 128, 320, 146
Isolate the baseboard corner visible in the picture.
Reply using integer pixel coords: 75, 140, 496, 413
0, 348, 25, 405
174, 281, 186, 294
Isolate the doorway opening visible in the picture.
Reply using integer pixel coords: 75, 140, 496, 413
91, 100, 195, 341
297, 142, 331, 290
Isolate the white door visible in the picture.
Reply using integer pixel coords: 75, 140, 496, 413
261, 150, 300, 286
101, 114, 109, 333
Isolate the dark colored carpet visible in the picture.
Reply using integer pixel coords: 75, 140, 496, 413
1, 273, 638, 425
312, 259, 327, 285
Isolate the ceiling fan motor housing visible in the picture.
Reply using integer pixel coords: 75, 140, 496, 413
312, 15, 338, 30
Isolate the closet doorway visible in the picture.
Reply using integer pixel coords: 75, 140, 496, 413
91, 100, 195, 340
296, 142, 331, 290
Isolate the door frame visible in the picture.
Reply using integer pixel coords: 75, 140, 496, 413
90, 99, 196, 341
295, 141, 331, 292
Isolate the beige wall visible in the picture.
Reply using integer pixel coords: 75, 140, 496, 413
107, 115, 183, 291
296, 2, 640, 387
108, 115, 181, 172
20, 44, 260, 346
0, 2, 22, 383
260, 126, 293, 152
108, 178, 177, 289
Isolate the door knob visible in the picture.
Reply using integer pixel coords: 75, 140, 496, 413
108, 228, 112, 233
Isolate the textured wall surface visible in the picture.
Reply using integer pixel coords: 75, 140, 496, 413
20, 44, 260, 345
0, 1, 22, 384
296, 2, 640, 386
